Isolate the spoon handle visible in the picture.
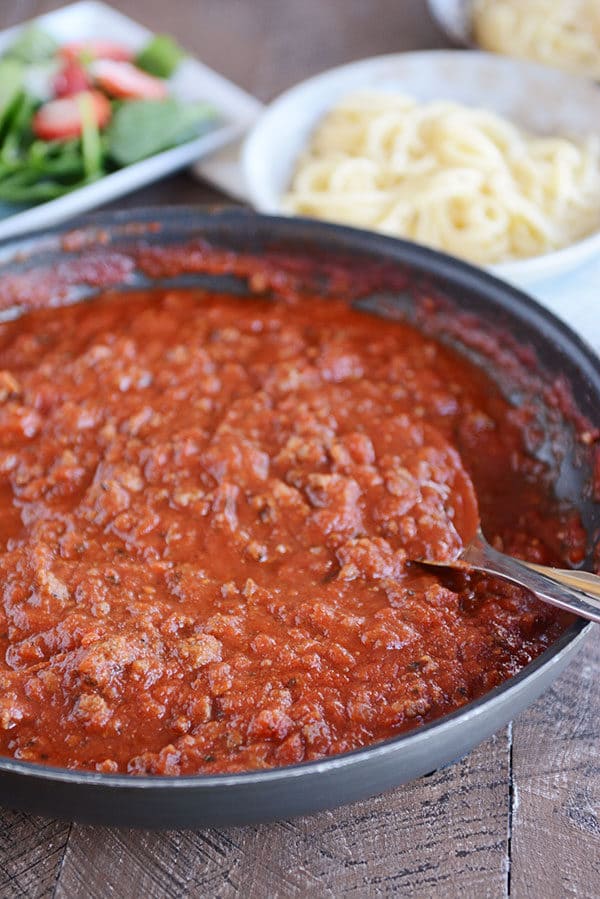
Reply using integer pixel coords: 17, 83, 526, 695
462, 536, 600, 624
519, 562, 600, 600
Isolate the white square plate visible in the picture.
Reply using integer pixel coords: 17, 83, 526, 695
0, 0, 262, 241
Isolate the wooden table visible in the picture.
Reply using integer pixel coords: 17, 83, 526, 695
2, 2, 599, 897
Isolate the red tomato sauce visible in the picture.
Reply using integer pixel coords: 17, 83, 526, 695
0, 285, 586, 774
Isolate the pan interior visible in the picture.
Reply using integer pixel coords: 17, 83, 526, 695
0, 208, 596, 792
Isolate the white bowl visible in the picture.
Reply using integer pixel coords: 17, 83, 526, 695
242, 50, 600, 287
427, 0, 473, 46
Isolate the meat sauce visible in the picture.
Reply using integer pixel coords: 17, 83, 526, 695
0, 285, 587, 775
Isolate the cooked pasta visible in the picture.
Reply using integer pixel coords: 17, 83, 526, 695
472, 0, 600, 80
283, 92, 600, 264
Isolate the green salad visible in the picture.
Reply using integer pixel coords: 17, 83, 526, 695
0, 25, 218, 205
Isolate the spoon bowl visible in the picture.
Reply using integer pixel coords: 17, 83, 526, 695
419, 528, 600, 623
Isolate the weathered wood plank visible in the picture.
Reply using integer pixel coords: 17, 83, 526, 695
2, 1, 36, 29
510, 636, 600, 899
54, 733, 510, 899
0, 811, 69, 899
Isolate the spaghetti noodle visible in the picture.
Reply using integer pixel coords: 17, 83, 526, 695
283, 91, 600, 264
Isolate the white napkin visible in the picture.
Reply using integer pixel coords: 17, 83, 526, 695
530, 259, 600, 353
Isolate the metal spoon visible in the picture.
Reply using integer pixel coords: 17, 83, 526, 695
420, 528, 600, 624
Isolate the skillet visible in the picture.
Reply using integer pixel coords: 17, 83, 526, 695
0, 206, 597, 828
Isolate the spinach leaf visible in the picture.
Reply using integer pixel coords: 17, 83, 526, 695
0, 92, 37, 163
136, 35, 185, 78
0, 172, 79, 203
0, 59, 24, 130
27, 140, 85, 178
107, 98, 216, 166
5, 25, 57, 63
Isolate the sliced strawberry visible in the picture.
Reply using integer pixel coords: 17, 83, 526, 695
32, 90, 112, 141
91, 59, 168, 100
61, 40, 133, 63
53, 59, 90, 98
